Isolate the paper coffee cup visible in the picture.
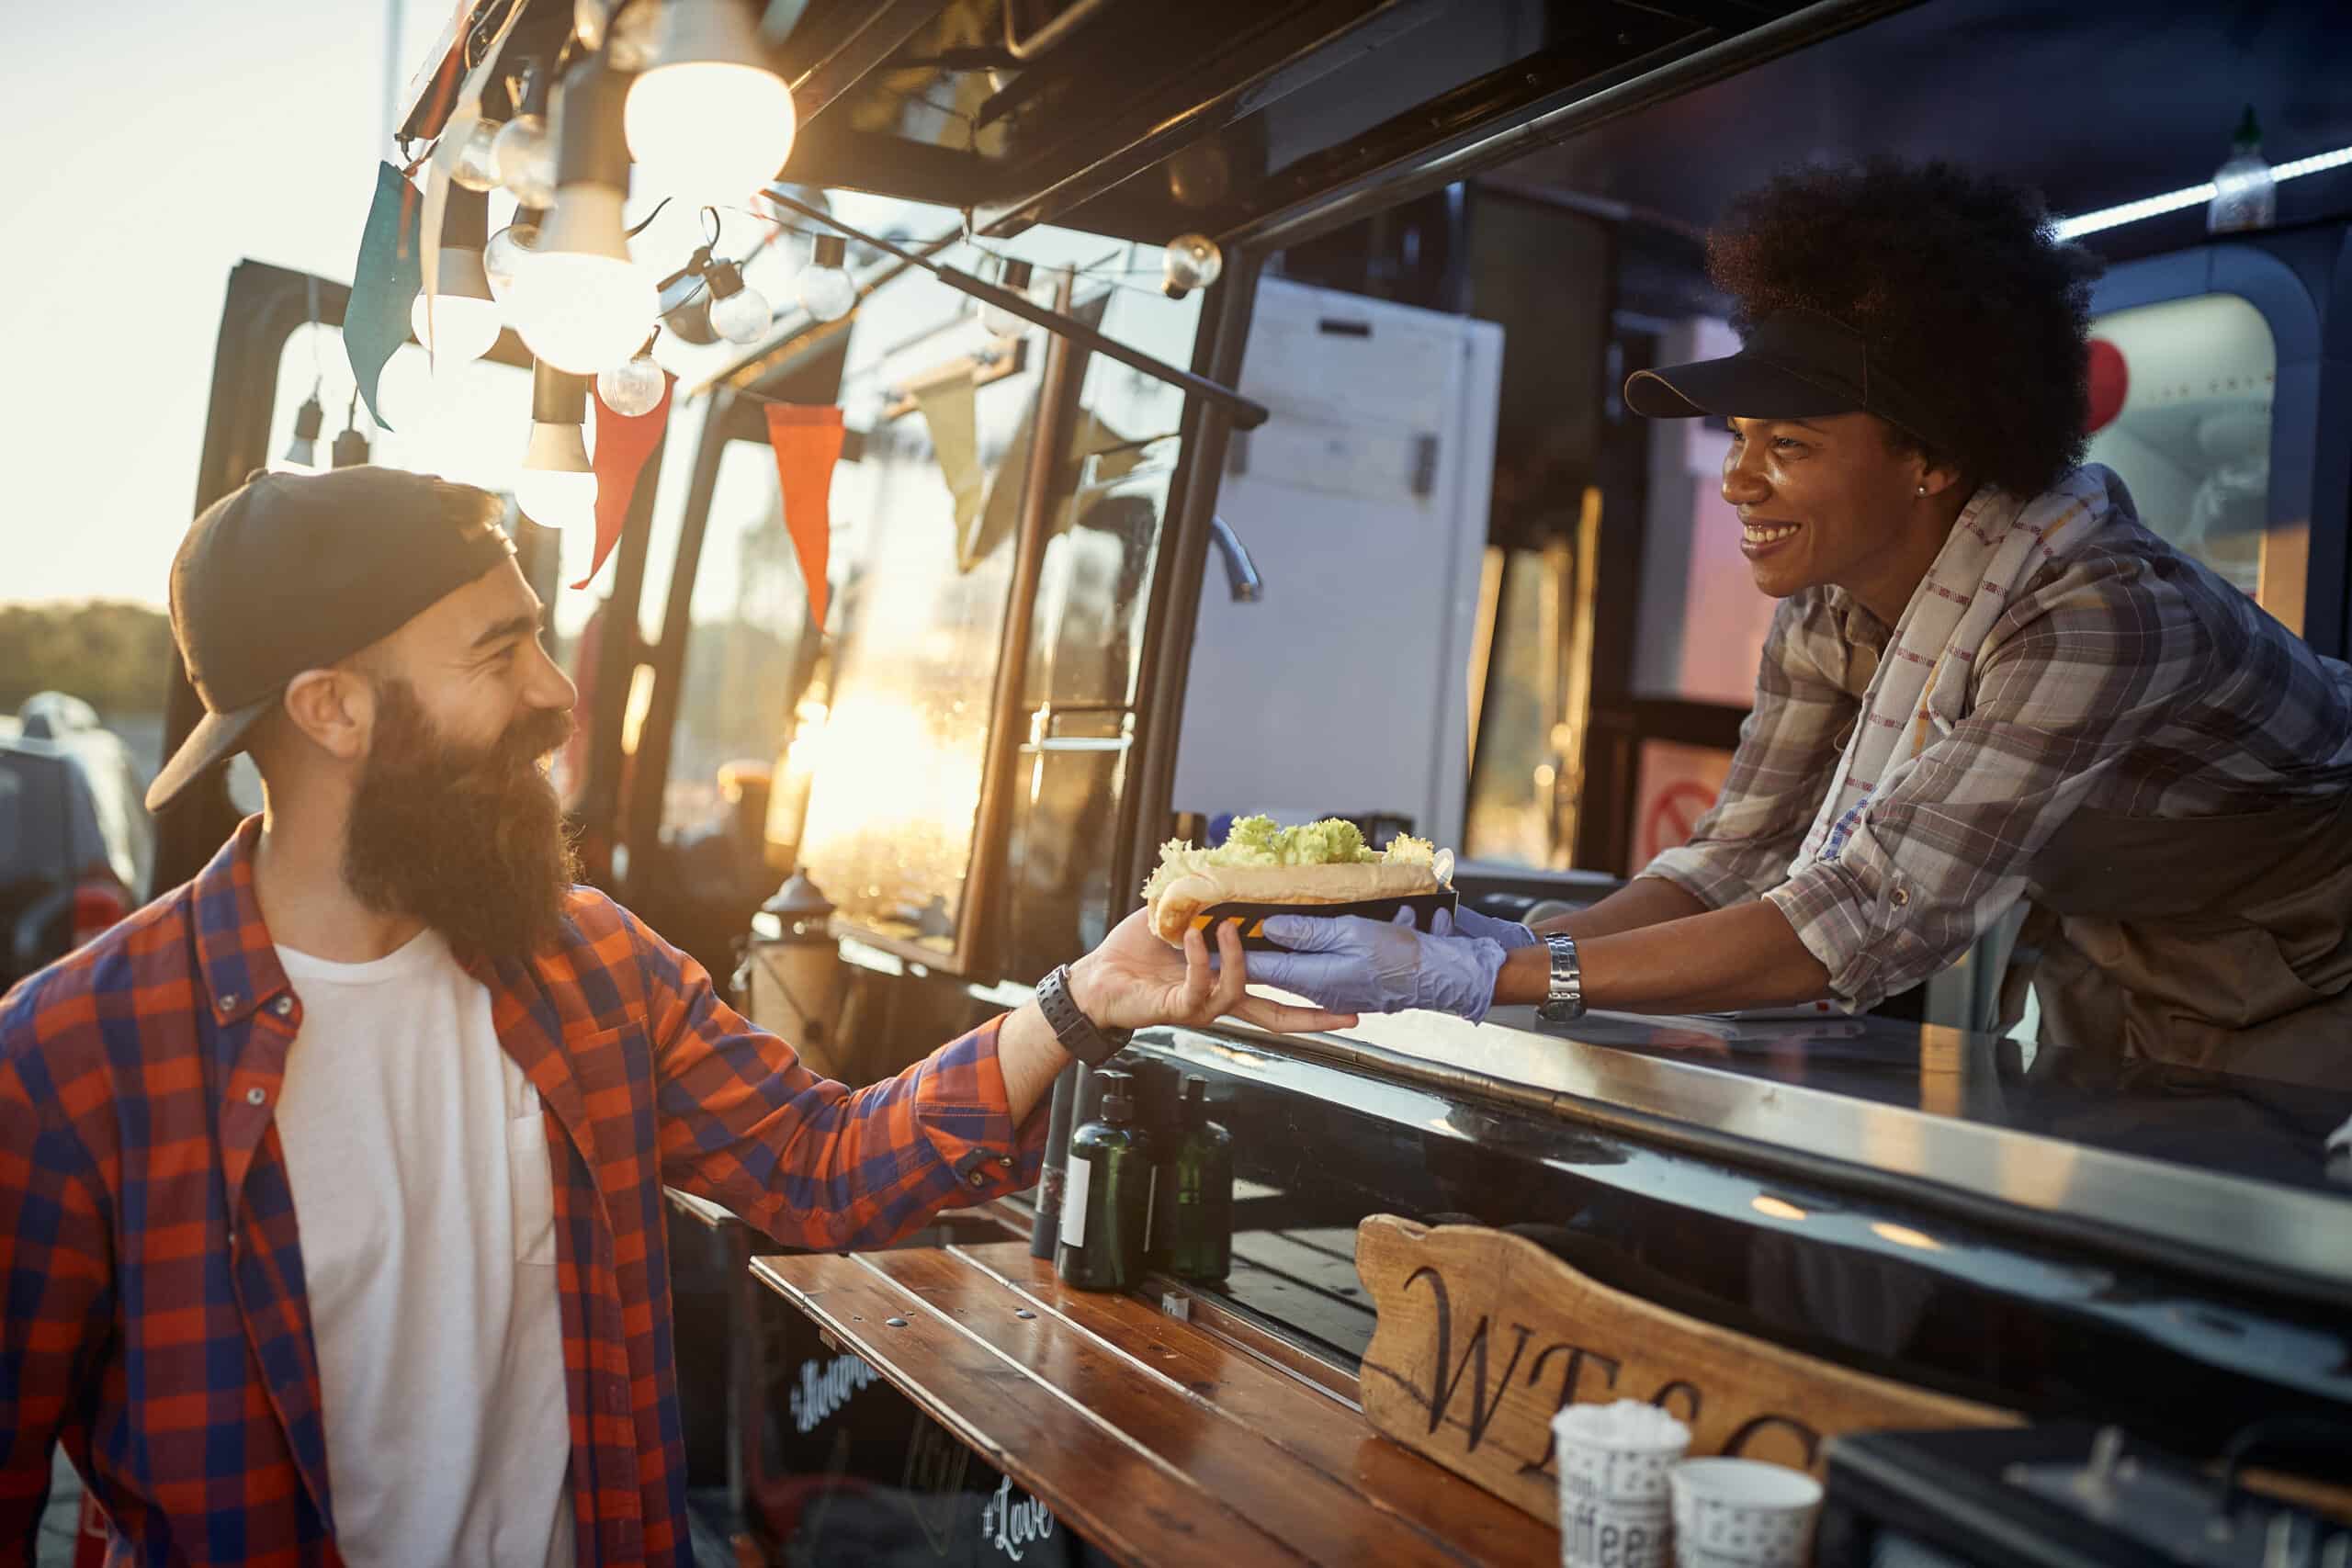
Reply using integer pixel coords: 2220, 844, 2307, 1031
1668, 1458, 1822, 1568
1553, 1401, 1690, 1568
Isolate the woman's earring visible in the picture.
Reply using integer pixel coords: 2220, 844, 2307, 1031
1916, 484, 1927, 496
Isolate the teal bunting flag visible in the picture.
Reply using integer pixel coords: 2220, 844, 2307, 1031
346, 163, 423, 432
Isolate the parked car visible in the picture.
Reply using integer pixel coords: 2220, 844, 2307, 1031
1, 693, 153, 988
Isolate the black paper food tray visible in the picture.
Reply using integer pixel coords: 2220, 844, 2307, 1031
1186, 890, 1459, 952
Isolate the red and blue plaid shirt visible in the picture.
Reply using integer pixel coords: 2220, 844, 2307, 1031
1, 818, 1046, 1565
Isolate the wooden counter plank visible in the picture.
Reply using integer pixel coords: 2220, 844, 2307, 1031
948, 1241, 1562, 1566
859, 1246, 1492, 1568
663, 1185, 741, 1233
751, 1253, 1301, 1567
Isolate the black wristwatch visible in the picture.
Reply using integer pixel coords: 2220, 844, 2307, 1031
1036, 964, 1131, 1067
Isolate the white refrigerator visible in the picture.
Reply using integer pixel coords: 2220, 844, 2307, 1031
1172, 276, 1504, 845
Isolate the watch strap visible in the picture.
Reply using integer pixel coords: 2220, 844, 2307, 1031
1537, 933, 1585, 1022
1037, 964, 1130, 1067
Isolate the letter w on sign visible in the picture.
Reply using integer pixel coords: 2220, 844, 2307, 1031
1352, 1215, 2016, 1525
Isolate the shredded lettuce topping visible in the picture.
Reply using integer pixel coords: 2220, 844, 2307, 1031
1143, 816, 1440, 904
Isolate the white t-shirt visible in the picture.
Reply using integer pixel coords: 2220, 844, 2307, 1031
274, 930, 576, 1568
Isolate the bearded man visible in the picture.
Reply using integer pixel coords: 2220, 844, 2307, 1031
0, 468, 1351, 1567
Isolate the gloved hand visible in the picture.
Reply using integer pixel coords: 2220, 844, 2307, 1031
1248, 908, 1506, 1023
1447, 905, 1539, 952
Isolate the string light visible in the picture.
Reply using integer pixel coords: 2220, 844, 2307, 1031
493, 114, 557, 209
1161, 232, 1223, 298
627, 0, 797, 203
795, 232, 856, 322
597, 336, 667, 416
331, 391, 371, 468
278, 278, 326, 472
508, 61, 657, 375
411, 184, 504, 365
516, 361, 599, 531
703, 256, 772, 344
281, 386, 325, 471
483, 210, 542, 301
448, 117, 504, 193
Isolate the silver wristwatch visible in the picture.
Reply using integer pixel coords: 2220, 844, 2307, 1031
1537, 933, 1585, 1022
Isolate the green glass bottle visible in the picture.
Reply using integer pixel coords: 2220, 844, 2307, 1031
1127, 1056, 1182, 1273
1168, 1076, 1234, 1281
1056, 1070, 1151, 1292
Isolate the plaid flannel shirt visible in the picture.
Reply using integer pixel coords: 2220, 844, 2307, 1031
1, 818, 1046, 1566
1645, 511, 2352, 1010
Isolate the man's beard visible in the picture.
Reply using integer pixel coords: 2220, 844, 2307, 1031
343, 678, 582, 963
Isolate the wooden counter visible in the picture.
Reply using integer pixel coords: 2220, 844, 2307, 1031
752, 1239, 1561, 1566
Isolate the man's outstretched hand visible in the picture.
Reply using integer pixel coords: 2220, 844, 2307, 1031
995, 911, 1359, 1120
1068, 909, 1361, 1036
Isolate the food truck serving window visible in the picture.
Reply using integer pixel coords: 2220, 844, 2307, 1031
654, 220, 1202, 980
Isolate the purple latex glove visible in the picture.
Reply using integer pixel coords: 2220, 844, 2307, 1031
1448, 905, 1538, 952
1250, 908, 1507, 1023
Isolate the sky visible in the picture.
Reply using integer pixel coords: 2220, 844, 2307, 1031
2, 0, 454, 609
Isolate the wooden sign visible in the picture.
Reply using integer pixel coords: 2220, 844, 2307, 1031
1354, 1214, 2017, 1525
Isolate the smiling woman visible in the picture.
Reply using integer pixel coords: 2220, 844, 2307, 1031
1268, 157, 2352, 1091
1718, 412, 1969, 629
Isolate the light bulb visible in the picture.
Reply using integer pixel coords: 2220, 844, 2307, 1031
450, 118, 504, 193
411, 288, 505, 364
511, 252, 653, 372
492, 115, 558, 209
280, 391, 325, 471
514, 465, 599, 532
709, 281, 773, 344
795, 236, 856, 322
597, 353, 666, 417
794, 265, 854, 322
411, 235, 504, 365
626, 1, 797, 201
1163, 232, 1223, 296
518, 419, 599, 532
508, 185, 657, 374
483, 220, 541, 300
704, 259, 772, 344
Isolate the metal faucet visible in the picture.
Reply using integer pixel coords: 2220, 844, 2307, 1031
1208, 514, 1263, 603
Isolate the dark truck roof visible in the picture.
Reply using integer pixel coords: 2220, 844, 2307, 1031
403, 1, 2352, 263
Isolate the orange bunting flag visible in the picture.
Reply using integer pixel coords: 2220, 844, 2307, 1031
574, 373, 675, 590
763, 403, 847, 633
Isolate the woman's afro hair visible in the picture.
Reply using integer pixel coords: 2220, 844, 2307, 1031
1706, 159, 2103, 498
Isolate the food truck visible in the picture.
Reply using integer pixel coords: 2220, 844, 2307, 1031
152, 0, 2352, 1561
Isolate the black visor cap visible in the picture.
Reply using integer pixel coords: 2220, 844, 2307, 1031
1624, 312, 1945, 450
